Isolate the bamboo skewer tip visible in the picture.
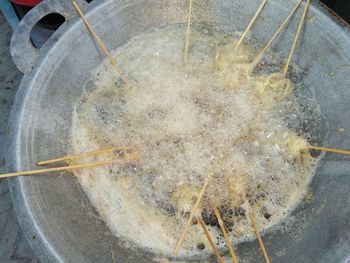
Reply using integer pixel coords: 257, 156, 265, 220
303, 145, 350, 156
282, 0, 311, 76
198, 217, 224, 263
184, 0, 193, 64
72, 1, 129, 86
234, 0, 269, 51
174, 176, 210, 255
248, 209, 270, 263
37, 146, 117, 165
214, 207, 239, 263
0, 161, 113, 180
251, 0, 303, 67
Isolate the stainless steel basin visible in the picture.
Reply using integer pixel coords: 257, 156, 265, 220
7, 0, 350, 262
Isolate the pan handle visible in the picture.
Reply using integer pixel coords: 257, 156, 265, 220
10, 0, 88, 74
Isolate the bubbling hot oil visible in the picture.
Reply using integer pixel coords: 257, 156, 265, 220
71, 25, 320, 258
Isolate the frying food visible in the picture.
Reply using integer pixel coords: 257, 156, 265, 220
71, 25, 320, 258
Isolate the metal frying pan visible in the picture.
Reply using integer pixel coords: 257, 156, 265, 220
7, 0, 350, 262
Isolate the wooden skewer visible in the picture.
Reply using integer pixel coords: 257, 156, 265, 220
59, 170, 69, 177
0, 161, 113, 179
38, 146, 119, 165
304, 146, 350, 156
184, 0, 193, 63
198, 217, 224, 263
72, 1, 129, 85
174, 177, 210, 255
248, 210, 270, 263
282, 0, 311, 76
252, 0, 303, 67
111, 249, 116, 263
234, 0, 269, 51
213, 207, 239, 263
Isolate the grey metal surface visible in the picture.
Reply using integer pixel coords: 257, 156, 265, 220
0, 14, 40, 263
10, 0, 88, 74
6, 0, 350, 262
